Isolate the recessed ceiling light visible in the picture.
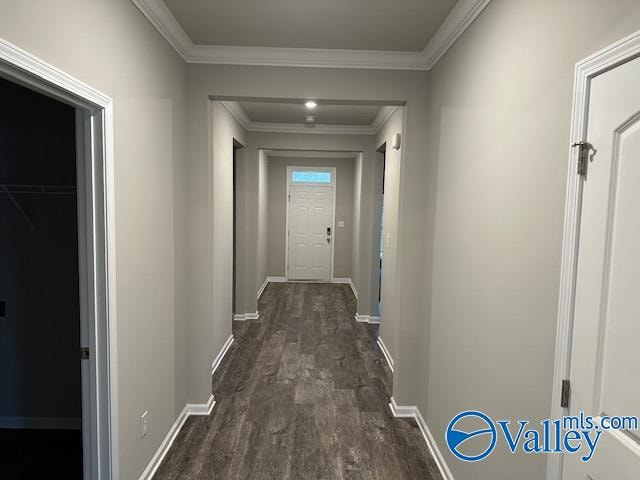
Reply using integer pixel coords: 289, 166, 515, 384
305, 100, 317, 109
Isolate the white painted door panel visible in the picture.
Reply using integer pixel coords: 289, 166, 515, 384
288, 185, 333, 280
564, 55, 640, 479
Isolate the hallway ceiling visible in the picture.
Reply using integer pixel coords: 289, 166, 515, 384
238, 102, 382, 126
162, 0, 457, 51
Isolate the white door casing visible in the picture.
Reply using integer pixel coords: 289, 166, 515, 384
550, 31, 640, 480
0, 37, 118, 479
562, 53, 640, 479
285, 167, 336, 281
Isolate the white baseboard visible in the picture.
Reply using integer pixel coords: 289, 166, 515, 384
332, 277, 358, 299
332, 277, 350, 283
377, 336, 394, 372
355, 313, 380, 324
233, 311, 259, 321
267, 276, 287, 283
211, 334, 234, 376
389, 397, 454, 480
257, 277, 288, 300
389, 396, 415, 417
256, 277, 269, 299
139, 394, 215, 480
186, 394, 215, 416
0, 416, 81, 430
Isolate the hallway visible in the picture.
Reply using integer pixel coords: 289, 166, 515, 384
155, 282, 440, 479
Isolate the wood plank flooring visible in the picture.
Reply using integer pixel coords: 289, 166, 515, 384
155, 282, 441, 480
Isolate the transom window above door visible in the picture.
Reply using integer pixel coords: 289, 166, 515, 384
291, 171, 332, 184
287, 167, 336, 187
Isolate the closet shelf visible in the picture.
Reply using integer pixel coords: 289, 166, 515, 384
0, 183, 76, 195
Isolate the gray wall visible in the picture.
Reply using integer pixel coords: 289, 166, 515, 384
266, 156, 355, 279
210, 101, 247, 356
420, 1, 640, 479
7, 2, 637, 479
188, 67, 429, 410
351, 153, 363, 298
0, 1, 189, 478
243, 131, 380, 318
256, 149, 269, 292
376, 107, 405, 363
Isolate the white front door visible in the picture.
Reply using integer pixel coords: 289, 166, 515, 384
564, 55, 640, 479
287, 185, 333, 281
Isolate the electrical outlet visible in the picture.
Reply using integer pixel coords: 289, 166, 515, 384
141, 411, 148, 438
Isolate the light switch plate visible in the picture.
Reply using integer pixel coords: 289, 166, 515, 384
337, 220, 345, 228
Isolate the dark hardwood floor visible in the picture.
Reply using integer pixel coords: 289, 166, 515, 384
156, 282, 440, 479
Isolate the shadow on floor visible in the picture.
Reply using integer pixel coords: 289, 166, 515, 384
0, 428, 82, 479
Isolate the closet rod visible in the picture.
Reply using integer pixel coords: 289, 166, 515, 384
0, 184, 77, 195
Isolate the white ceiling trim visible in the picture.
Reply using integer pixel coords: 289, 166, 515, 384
192, 45, 428, 70
251, 122, 374, 135
131, 0, 492, 70
221, 101, 376, 135
372, 106, 399, 134
221, 100, 251, 128
423, 0, 492, 69
265, 150, 359, 159
220, 101, 378, 135
130, 0, 192, 59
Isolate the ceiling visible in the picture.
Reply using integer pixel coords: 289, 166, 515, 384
132, 0, 491, 70
238, 102, 382, 126
163, 0, 457, 51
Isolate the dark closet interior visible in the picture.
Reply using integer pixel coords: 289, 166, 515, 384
0, 76, 83, 478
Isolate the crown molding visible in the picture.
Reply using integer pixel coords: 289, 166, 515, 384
372, 106, 398, 134
265, 150, 359, 159
250, 122, 374, 135
220, 100, 251, 129
190, 44, 428, 70
221, 101, 376, 135
130, 0, 192, 60
132, 0, 491, 70
422, 0, 492, 69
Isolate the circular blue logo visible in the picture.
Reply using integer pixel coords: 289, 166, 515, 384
446, 411, 497, 462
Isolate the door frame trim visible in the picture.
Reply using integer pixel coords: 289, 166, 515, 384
548, 29, 640, 480
0, 37, 119, 479
285, 166, 337, 281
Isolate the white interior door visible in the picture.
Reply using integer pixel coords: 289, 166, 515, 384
287, 185, 333, 281
564, 55, 640, 479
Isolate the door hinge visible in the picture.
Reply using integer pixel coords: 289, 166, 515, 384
561, 379, 571, 408
572, 141, 597, 177
80, 347, 90, 360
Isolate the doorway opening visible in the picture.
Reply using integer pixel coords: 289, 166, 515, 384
0, 76, 82, 478
375, 143, 386, 318
0, 38, 117, 479
232, 139, 244, 317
